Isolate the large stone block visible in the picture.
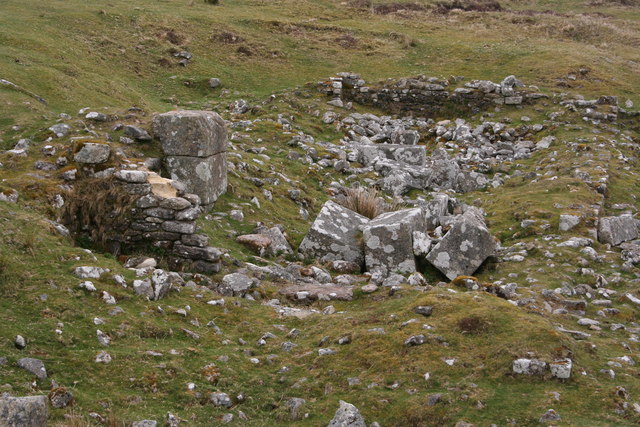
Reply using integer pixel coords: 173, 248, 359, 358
363, 208, 426, 275
165, 154, 227, 205
0, 395, 48, 427
357, 144, 426, 166
597, 214, 638, 246
152, 110, 227, 157
425, 210, 496, 280
298, 201, 369, 267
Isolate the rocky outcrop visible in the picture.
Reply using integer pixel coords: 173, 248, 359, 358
152, 110, 228, 207
0, 395, 48, 427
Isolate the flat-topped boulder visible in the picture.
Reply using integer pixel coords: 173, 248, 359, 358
0, 395, 48, 427
152, 110, 227, 157
298, 201, 369, 268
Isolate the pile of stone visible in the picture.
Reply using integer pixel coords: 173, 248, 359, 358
299, 194, 497, 279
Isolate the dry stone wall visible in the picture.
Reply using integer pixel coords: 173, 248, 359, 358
319, 72, 546, 117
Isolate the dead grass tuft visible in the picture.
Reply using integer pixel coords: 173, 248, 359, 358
435, 0, 503, 14
337, 187, 403, 219
457, 315, 490, 334
61, 177, 136, 253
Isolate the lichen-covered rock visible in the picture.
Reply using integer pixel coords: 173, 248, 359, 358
74, 143, 110, 164
16, 358, 47, 379
0, 395, 48, 427
218, 273, 259, 296
363, 208, 426, 275
597, 214, 638, 246
357, 144, 426, 166
165, 154, 227, 206
263, 227, 293, 257
512, 358, 547, 375
327, 400, 366, 427
425, 209, 496, 280
550, 358, 572, 379
280, 283, 353, 302
152, 110, 227, 157
299, 201, 369, 268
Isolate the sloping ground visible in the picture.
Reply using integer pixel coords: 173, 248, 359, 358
1, 0, 640, 426
1, 0, 640, 137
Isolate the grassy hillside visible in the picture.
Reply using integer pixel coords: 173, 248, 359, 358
1, 0, 640, 426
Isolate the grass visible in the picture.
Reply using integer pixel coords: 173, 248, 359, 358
1, 0, 640, 425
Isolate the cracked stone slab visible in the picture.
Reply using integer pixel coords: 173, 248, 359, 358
299, 201, 369, 267
425, 210, 496, 280
597, 214, 638, 246
357, 144, 426, 166
363, 208, 426, 275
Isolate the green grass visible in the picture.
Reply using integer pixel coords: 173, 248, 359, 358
1, 0, 640, 425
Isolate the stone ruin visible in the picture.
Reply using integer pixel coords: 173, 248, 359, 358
318, 72, 542, 117
63, 110, 228, 273
299, 195, 497, 280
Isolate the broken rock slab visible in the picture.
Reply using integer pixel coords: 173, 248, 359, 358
597, 214, 638, 246
425, 209, 496, 280
363, 207, 426, 275
0, 395, 49, 427
280, 283, 353, 302
298, 201, 369, 268
357, 144, 426, 167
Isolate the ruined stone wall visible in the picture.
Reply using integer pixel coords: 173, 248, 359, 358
319, 73, 546, 117
114, 170, 222, 273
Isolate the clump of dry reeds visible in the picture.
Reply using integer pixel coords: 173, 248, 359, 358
338, 187, 403, 219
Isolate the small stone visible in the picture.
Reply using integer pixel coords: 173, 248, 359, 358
95, 351, 112, 363
209, 78, 221, 88
539, 409, 561, 423
413, 306, 433, 317
14, 335, 26, 350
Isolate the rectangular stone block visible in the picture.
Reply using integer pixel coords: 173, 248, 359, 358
299, 201, 369, 267
165, 153, 227, 205
152, 110, 227, 157
363, 208, 426, 275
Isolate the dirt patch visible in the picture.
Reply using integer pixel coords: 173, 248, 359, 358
212, 31, 244, 44
374, 2, 428, 15
434, 0, 503, 14
156, 28, 185, 45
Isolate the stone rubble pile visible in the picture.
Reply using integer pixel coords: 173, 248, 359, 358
299, 194, 496, 279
